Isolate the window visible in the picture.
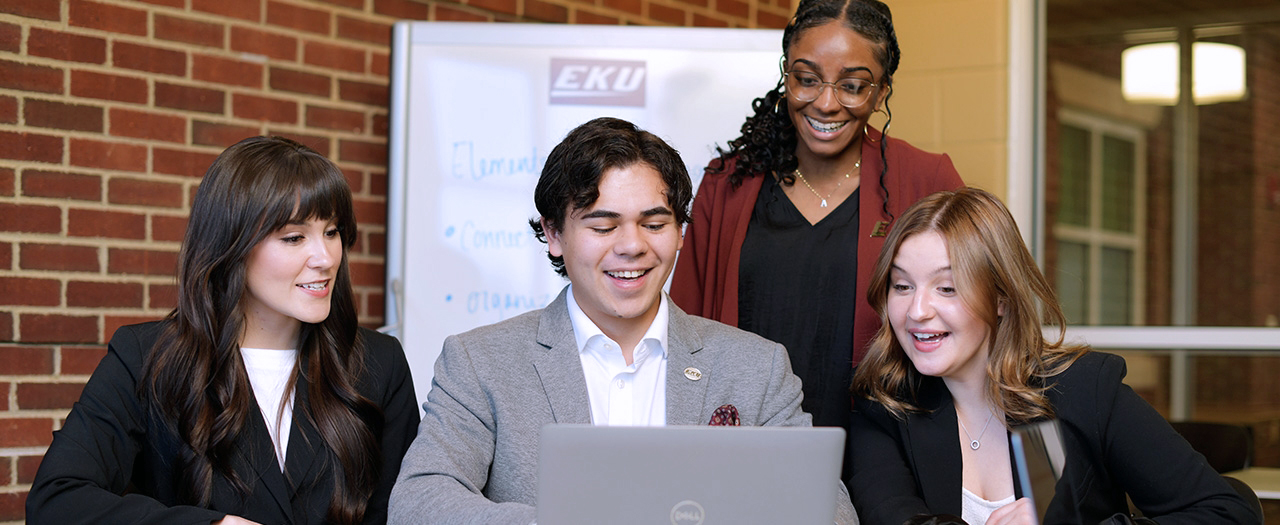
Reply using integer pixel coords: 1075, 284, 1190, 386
1053, 111, 1145, 326
1035, 0, 1280, 422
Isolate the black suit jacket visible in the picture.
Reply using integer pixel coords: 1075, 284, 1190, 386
26, 321, 420, 525
846, 352, 1261, 525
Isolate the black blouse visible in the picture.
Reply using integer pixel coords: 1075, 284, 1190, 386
738, 175, 860, 437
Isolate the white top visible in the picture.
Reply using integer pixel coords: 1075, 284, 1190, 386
961, 487, 1016, 525
240, 347, 298, 471
566, 285, 669, 427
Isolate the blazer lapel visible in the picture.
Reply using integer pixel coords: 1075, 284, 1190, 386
664, 305, 709, 426
905, 379, 963, 516
284, 377, 323, 507
236, 396, 295, 523
532, 289, 592, 424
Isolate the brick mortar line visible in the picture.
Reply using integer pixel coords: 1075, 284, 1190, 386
0, 305, 173, 316
0, 158, 215, 186
0, 207, 385, 233
293, 97, 394, 113
0, 122, 217, 161
244, 124, 392, 142
0, 409, 70, 418
350, 223, 389, 231
0, 446, 50, 456
0, 267, 385, 286
132, 0, 395, 37
0, 124, 189, 151
0, 68, 391, 110
0, 271, 384, 286
1, 1, 403, 51
0, 377, 93, 383
0, 194, 198, 215
348, 255, 389, 264
3, 27, 397, 83
0, 272, 181, 287
176, 113, 389, 136
644, 0, 765, 24
0, 305, 174, 316
0, 136, 389, 170
0, 238, 183, 253
0, 230, 185, 243
0, 269, 179, 282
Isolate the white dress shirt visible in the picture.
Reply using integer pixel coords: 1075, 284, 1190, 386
240, 347, 298, 471
566, 285, 669, 426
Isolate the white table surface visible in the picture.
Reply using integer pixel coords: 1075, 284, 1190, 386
1224, 466, 1280, 500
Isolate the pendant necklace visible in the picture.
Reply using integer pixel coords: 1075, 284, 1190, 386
793, 158, 860, 208
958, 408, 997, 450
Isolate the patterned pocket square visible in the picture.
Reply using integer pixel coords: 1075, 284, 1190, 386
708, 404, 740, 426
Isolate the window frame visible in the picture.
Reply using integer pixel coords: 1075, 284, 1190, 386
1053, 109, 1147, 326
1012, 0, 1280, 419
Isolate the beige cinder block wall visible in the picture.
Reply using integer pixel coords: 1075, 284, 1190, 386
872, 0, 1010, 197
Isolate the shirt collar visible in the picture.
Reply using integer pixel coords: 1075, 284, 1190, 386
565, 284, 669, 359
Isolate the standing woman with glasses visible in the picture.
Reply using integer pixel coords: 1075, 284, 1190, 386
26, 136, 419, 525
671, 0, 963, 471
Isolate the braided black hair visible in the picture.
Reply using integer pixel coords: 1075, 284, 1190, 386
717, 0, 900, 218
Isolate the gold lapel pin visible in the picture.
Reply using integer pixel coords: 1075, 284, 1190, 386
872, 220, 891, 237
683, 367, 702, 381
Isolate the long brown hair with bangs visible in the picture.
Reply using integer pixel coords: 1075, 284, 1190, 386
143, 136, 381, 523
852, 187, 1086, 423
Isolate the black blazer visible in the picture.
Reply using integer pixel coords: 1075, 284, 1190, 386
26, 321, 420, 525
846, 352, 1261, 525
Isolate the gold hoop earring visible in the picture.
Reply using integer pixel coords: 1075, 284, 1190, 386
863, 123, 879, 143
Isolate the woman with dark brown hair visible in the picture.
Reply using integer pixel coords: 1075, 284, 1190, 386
27, 136, 419, 525
848, 187, 1259, 525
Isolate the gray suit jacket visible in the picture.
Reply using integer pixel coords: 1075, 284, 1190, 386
389, 288, 856, 524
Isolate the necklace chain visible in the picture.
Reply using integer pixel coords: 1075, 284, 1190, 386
793, 158, 861, 208
957, 408, 997, 451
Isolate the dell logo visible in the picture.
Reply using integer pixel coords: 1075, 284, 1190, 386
670, 500, 705, 525
549, 58, 646, 107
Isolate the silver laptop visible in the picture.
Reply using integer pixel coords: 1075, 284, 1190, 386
1011, 420, 1066, 524
537, 424, 844, 525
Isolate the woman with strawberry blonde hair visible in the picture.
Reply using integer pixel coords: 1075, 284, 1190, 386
848, 187, 1259, 525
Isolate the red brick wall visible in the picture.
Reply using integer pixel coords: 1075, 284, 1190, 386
1249, 29, 1280, 330
0, 0, 789, 520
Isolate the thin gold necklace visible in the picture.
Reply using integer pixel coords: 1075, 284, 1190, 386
793, 158, 861, 208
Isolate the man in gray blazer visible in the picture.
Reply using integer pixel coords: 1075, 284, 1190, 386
389, 117, 856, 524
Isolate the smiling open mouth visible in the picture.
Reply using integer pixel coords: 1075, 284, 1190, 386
912, 332, 948, 343
298, 281, 328, 291
805, 115, 847, 133
607, 270, 648, 280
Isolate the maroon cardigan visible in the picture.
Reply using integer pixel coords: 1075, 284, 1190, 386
670, 127, 964, 365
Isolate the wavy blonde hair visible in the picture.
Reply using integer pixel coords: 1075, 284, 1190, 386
852, 187, 1085, 422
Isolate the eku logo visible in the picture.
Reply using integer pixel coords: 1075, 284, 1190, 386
549, 58, 646, 107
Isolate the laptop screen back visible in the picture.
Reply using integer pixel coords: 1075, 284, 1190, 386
537, 424, 844, 525
1011, 420, 1066, 524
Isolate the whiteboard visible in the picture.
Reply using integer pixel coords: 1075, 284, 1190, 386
386, 22, 782, 410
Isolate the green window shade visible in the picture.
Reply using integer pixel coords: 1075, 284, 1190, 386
1058, 124, 1091, 227
1100, 247, 1133, 325
1056, 241, 1089, 324
1101, 135, 1136, 233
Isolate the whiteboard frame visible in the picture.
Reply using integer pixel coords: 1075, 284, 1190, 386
385, 22, 783, 409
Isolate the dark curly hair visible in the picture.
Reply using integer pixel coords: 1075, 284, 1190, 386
529, 117, 694, 276
718, 0, 900, 217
